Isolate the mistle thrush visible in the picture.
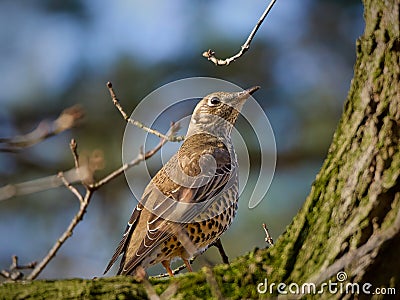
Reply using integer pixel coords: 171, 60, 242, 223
104, 86, 259, 276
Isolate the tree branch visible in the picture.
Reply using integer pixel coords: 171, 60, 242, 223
202, 0, 277, 66
0, 255, 36, 281
69, 139, 80, 170
0, 167, 90, 201
0, 105, 84, 152
89, 121, 180, 190
262, 223, 274, 246
25, 119, 178, 280
1, 80, 181, 280
26, 183, 93, 280
107, 82, 184, 142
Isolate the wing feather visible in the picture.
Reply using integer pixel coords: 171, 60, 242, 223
103, 203, 143, 274
108, 141, 235, 275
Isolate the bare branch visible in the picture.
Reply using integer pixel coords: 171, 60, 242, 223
262, 223, 274, 246
70, 139, 80, 170
89, 122, 179, 190
1, 78, 183, 280
0, 105, 84, 152
107, 82, 184, 142
27, 187, 93, 280
3, 82, 181, 280
26, 139, 90, 280
202, 0, 277, 66
26, 139, 91, 280
58, 172, 84, 203
0, 256, 36, 281
24, 122, 175, 280
0, 167, 90, 201
11, 255, 36, 270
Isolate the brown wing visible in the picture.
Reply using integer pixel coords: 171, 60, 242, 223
106, 138, 235, 275
103, 203, 143, 274
117, 186, 175, 275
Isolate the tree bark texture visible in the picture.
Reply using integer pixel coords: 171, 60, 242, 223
267, 0, 400, 294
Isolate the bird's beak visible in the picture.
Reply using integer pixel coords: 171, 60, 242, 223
245, 86, 260, 95
237, 86, 260, 99
227, 86, 259, 111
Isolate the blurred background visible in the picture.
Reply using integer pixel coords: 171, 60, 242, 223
0, 0, 364, 279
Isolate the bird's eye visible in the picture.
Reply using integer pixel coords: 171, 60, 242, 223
208, 97, 221, 106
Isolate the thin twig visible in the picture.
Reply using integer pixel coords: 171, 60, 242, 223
58, 172, 84, 202
0, 122, 179, 202
24, 175, 87, 280
0, 105, 84, 152
69, 138, 87, 189
262, 223, 274, 246
25, 123, 176, 280
0, 167, 89, 201
0, 255, 36, 281
202, 0, 277, 66
88, 142, 160, 190
70, 139, 80, 169
26, 182, 92, 280
11, 255, 36, 270
89, 122, 179, 191
106, 82, 184, 142
2, 83, 181, 280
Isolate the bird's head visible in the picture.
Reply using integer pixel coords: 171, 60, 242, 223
187, 86, 260, 138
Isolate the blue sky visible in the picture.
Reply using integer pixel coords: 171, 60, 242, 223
0, 0, 355, 103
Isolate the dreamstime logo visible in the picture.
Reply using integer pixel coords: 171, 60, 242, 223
122, 77, 276, 222
257, 271, 396, 296
336, 271, 347, 281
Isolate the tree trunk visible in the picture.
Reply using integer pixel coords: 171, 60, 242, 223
1, 0, 398, 299
265, 0, 400, 296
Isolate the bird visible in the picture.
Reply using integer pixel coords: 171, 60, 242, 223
104, 86, 260, 277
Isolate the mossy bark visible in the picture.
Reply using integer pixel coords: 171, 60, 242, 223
1, 0, 399, 299
265, 0, 400, 296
